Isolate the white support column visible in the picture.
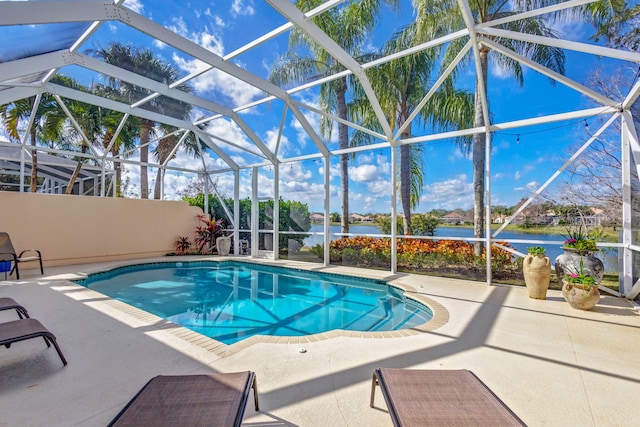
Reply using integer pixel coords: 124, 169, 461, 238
234, 171, 240, 255
160, 168, 165, 200
621, 113, 632, 297
203, 172, 209, 218
391, 145, 398, 274
251, 166, 259, 257
622, 111, 640, 300
100, 163, 106, 197
485, 132, 492, 285
19, 147, 25, 192
273, 163, 280, 260
324, 156, 330, 267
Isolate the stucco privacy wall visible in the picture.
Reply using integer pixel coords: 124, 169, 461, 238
0, 192, 203, 268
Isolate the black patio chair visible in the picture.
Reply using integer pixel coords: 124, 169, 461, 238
0, 232, 43, 280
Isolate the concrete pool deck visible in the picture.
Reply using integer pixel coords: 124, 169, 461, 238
1, 256, 639, 426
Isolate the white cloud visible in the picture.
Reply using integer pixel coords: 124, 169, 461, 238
448, 146, 471, 161
366, 179, 391, 194
514, 170, 521, 180
349, 164, 380, 183
231, 0, 255, 16
494, 172, 505, 179
123, 0, 144, 13
420, 174, 474, 210
281, 162, 312, 182
265, 128, 291, 156
513, 181, 538, 192
165, 18, 263, 107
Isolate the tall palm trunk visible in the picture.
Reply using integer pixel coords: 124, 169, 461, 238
29, 129, 38, 193
139, 120, 152, 199
114, 158, 122, 197
473, 48, 489, 256
65, 145, 87, 194
337, 78, 350, 235
153, 135, 179, 200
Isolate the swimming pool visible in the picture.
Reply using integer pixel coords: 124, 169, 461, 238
76, 261, 433, 345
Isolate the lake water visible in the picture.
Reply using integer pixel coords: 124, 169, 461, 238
303, 224, 619, 272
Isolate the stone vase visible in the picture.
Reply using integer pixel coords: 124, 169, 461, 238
554, 248, 604, 284
216, 236, 231, 256
523, 254, 551, 299
562, 279, 600, 310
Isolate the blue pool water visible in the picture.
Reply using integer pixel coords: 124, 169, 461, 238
76, 261, 433, 345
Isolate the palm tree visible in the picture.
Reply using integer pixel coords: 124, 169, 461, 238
411, 0, 568, 255
270, 0, 398, 236
0, 88, 62, 192
352, 27, 473, 235
152, 125, 203, 200
90, 43, 189, 199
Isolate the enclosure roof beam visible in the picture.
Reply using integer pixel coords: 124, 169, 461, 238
193, 129, 240, 171
481, 38, 620, 108
477, 27, 640, 64
267, 0, 394, 142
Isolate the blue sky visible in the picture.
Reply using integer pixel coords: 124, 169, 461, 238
3, 0, 631, 214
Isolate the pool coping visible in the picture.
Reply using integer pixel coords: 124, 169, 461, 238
57, 256, 450, 358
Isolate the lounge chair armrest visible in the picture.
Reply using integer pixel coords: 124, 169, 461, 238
18, 249, 42, 258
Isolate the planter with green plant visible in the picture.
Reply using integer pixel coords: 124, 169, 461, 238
555, 225, 604, 284
561, 257, 600, 310
523, 246, 551, 299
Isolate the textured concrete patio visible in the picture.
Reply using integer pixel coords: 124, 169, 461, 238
1, 257, 639, 426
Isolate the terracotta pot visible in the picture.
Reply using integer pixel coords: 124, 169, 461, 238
561, 279, 600, 310
523, 254, 551, 299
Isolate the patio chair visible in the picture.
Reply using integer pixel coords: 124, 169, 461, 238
370, 368, 526, 426
0, 317, 67, 366
0, 232, 43, 280
0, 297, 30, 319
108, 371, 259, 427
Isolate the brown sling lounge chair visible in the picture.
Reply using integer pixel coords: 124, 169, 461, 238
0, 297, 30, 319
370, 368, 526, 427
108, 371, 259, 427
0, 232, 43, 280
0, 318, 67, 366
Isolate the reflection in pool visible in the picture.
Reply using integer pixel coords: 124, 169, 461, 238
77, 261, 433, 344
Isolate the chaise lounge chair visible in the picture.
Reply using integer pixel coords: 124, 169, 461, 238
0, 317, 67, 366
108, 371, 259, 427
0, 297, 30, 319
0, 232, 44, 280
370, 368, 526, 426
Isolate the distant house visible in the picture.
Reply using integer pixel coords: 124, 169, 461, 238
311, 213, 324, 223
493, 214, 510, 224
350, 213, 372, 222
570, 208, 605, 227
441, 212, 464, 224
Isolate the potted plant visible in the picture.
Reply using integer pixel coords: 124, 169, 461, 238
193, 214, 225, 254
554, 225, 604, 284
561, 225, 598, 255
561, 257, 600, 310
523, 246, 550, 299
174, 236, 192, 255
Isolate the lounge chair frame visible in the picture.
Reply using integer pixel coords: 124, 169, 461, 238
0, 232, 44, 280
109, 371, 259, 427
0, 318, 67, 366
371, 368, 526, 426
0, 297, 30, 319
